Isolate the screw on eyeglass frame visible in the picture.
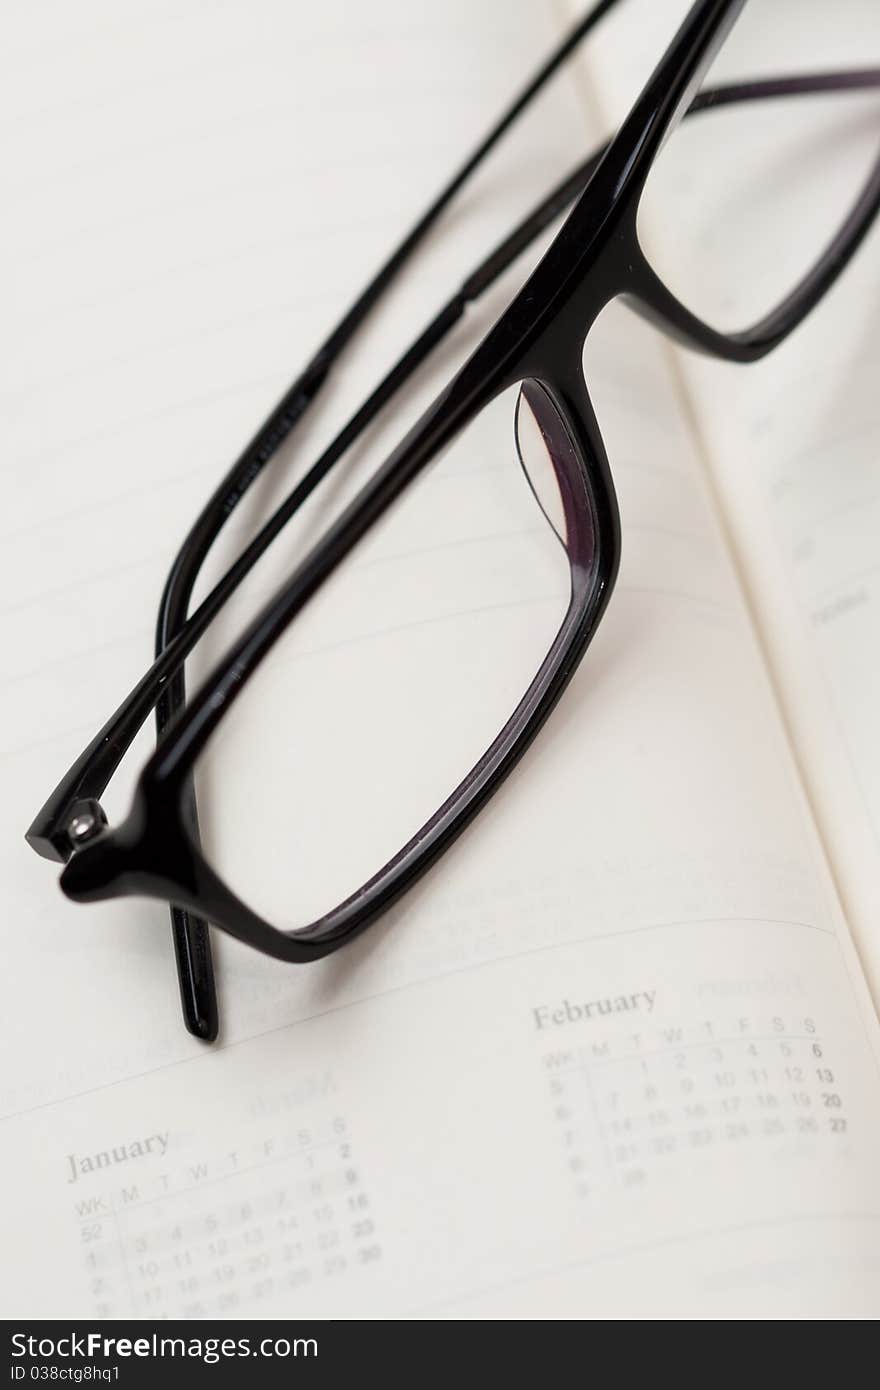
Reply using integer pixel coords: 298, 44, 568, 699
26, 0, 880, 1040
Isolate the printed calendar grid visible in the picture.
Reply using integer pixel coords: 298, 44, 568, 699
75, 1114, 380, 1318
542, 1014, 849, 1197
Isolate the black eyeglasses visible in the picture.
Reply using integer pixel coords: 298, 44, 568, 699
26, 0, 880, 1042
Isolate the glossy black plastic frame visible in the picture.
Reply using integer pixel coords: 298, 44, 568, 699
26, 0, 880, 1040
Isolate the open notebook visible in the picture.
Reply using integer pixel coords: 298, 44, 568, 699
2, 0, 880, 1318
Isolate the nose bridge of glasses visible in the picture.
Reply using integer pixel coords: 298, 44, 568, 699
528, 0, 747, 315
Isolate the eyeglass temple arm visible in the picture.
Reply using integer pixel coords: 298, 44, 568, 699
151, 0, 626, 717
27, 66, 880, 866
151, 0, 625, 1038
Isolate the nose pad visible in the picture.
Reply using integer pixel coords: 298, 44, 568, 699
514, 380, 597, 580
514, 381, 572, 551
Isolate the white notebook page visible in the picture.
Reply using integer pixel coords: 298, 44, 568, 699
2, 0, 880, 1317
592, 0, 880, 1002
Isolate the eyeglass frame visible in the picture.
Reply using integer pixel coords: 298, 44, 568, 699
25, 0, 880, 1041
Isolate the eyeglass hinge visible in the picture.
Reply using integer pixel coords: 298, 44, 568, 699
65, 799, 108, 855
